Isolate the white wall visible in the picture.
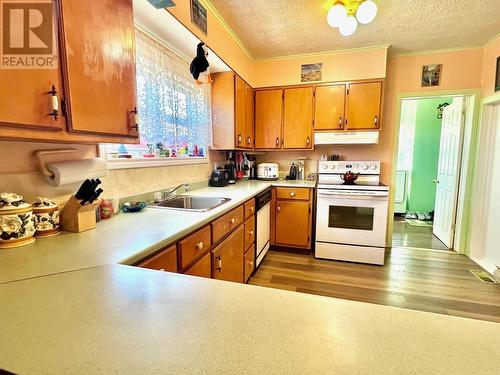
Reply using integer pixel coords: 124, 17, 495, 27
470, 102, 500, 273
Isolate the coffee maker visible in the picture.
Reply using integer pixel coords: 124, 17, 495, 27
247, 155, 257, 179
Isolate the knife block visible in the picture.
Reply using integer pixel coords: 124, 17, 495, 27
60, 196, 99, 233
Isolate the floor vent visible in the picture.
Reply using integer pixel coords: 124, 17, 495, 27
470, 270, 496, 284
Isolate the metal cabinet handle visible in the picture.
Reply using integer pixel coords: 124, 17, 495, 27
433, 179, 440, 184
195, 241, 204, 250
48, 85, 59, 120
249, 230, 254, 236
250, 206, 254, 213
249, 260, 254, 266
338, 116, 342, 126
130, 106, 139, 130
277, 205, 281, 213
290, 192, 296, 197
374, 115, 378, 126
345, 117, 348, 126
160, 268, 165, 272
216, 255, 222, 272
247, 136, 251, 145
229, 218, 235, 224
306, 137, 310, 145
275, 137, 280, 146
238, 134, 242, 144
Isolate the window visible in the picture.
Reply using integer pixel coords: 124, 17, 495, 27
101, 28, 210, 168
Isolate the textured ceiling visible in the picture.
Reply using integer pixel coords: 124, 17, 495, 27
208, 0, 500, 59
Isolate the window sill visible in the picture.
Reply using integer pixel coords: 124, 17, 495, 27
106, 157, 209, 170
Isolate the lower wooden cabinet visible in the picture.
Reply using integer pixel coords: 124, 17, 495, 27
138, 245, 177, 272
212, 225, 244, 283
244, 245, 255, 283
184, 252, 211, 278
273, 187, 313, 250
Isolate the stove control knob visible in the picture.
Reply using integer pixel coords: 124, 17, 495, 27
330, 165, 336, 170
362, 164, 369, 170
370, 164, 377, 170
322, 164, 328, 170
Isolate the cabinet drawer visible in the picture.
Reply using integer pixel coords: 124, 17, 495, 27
276, 187, 310, 200
244, 245, 255, 283
211, 205, 244, 243
244, 198, 255, 219
178, 225, 211, 269
244, 216, 255, 251
184, 252, 211, 278
138, 245, 177, 272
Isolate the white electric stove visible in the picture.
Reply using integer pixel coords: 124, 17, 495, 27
315, 161, 389, 265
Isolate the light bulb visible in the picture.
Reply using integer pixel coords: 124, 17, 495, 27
327, 3, 347, 28
339, 16, 358, 36
356, 0, 377, 24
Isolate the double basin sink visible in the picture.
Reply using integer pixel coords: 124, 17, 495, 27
149, 196, 231, 212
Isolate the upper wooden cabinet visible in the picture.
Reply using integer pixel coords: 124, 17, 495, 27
314, 85, 346, 131
59, 0, 138, 137
345, 81, 382, 130
0, 0, 138, 144
255, 89, 283, 149
211, 72, 254, 149
283, 87, 313, 149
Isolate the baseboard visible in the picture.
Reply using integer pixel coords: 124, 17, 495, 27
469, 256, 498, 276
270, 245, 311, 255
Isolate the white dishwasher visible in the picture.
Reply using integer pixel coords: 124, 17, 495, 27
255, 188, 271, 267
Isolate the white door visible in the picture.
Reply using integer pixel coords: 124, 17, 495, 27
433, 97, 466, 248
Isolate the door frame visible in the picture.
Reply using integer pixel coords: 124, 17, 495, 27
389, 89, 481, 255
468, 92, 500, 272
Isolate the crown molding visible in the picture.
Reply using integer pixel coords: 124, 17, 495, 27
390, 45, 484, 58
254, 44, 390, 62
201, 0, 255, 62
484, 32, 500, 47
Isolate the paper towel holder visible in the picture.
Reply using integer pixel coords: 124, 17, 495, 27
34, 148, 77, 180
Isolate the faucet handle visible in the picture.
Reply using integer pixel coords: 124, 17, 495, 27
184, 183, 191, 192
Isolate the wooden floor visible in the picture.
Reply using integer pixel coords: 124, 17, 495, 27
249, 248, 500, 323
392, 216, 448, 250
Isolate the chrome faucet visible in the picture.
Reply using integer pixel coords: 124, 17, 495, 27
162, 183, 190, 200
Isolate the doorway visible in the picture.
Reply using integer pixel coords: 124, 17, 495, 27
393, 96, 468, 251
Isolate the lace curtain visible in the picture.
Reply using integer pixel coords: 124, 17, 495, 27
104, 29, 210, 158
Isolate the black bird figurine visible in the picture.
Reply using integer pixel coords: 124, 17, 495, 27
190, 42, 212, 85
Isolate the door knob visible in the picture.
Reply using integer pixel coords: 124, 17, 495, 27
195, 241, 204, 250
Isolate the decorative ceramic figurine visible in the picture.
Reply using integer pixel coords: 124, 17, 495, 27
32, 197, 60, 237
0, 192, 36, 248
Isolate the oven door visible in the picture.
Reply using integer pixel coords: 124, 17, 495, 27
316, 190, 388, 247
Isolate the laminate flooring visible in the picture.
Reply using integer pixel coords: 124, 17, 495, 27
249, 248, 500, 323
392, 216, 448, 251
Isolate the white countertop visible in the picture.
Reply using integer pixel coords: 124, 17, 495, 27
1, 264, 500, 374
0, 179, 316, 284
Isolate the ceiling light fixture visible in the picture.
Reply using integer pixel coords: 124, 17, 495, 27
326, 0, 378, 36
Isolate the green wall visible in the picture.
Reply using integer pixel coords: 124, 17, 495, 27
407, 98, 451, 213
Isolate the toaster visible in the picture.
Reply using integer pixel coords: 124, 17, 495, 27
209, 169, 229, 187
257, 163, 279, 181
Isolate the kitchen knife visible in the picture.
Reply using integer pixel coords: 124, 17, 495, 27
88, 188, 103, 204
75, 179, 92, 200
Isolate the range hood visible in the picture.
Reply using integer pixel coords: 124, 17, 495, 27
314, 131, 379, 145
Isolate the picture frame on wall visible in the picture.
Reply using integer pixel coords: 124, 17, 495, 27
495, 56, 500, 92
301, 63, 323, 82
191, 0, 207, 35
421, 64, 442, 87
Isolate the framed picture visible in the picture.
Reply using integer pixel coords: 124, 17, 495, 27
421, 64, 442, 87
495, 57, 500, 92
191, 0, 207, 35
301, 63, 322, 82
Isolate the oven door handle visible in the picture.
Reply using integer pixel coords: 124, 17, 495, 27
318, 191, 388, 199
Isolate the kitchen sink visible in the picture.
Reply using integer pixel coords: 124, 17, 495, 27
149, 196, 231, 212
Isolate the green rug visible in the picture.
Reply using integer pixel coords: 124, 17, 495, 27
405, 219, 434, 228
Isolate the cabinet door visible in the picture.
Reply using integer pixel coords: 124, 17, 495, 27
212, 225, 244, 283
283, 87, 313, 149
244, 245, 255, 283
59, 0, 138, 137
138, 245, 177, 272
244, 83, 254, 149
0, 1, 63, 131
255, 89, 283, 149
234, 75, 246, 148
275, 201, 310, 247
314, 85, 345, 130
346, 81, 382, 130
184, 252, 211, 278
